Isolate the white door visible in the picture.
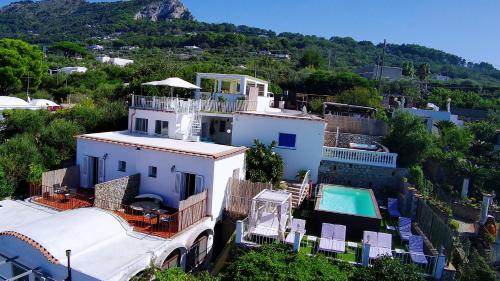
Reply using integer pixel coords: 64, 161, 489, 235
97, 158, 105, 184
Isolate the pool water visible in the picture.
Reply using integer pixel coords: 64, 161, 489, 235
319, 185, 377, 217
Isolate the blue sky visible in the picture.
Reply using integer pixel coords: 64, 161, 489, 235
1, 0, 499, 68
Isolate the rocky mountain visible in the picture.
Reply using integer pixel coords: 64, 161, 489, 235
134, 0, 192, 21
0, 0, 193, 39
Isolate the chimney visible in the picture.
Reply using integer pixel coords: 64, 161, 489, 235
446, 98, 451, 112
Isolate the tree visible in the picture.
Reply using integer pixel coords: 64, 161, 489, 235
245, 140, 284, 184
402, 61, 415, 78
308, 98, 324, 114
156, 267, 218, 281
384, 111, 436, 167
49, 41, 88, 58
221, 244, 350, 281
417, 63, 430, 81
40, 119, 84, 168
0, 39, 47, 95
0, 163, 15, 199
298, 48, 325, 69
350, 257, 424, 281
0, 134, 43, 187
335, 87, 382, 109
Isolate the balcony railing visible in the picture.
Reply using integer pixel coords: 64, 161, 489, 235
131, 95, 257, 114
323, 146, 398, 168
29, 185, 94, 211
94, 191, 207, 239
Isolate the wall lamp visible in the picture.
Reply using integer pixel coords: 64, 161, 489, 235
171, 165, 176, 173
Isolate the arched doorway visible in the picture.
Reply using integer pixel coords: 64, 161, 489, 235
186, 230, 212, 271
161, 248, 182, 270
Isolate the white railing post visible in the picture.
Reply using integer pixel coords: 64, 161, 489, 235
236, 220, 243, 244
361, 242, 370, 266
433, 246, 446, 280
293, 231, 301, 252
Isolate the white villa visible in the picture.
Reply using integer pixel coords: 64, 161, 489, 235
0, 72, 401, 280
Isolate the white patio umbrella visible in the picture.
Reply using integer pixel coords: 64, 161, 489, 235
141, 77, 200, 97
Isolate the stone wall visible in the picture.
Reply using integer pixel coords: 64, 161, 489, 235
41, 166, 80, 189
318, 160, 408, 196
94, 174, 140, 211
324, 132, 384, 148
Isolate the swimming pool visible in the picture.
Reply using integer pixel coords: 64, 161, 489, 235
319, 185, 378, 217
315, 184, 381, 239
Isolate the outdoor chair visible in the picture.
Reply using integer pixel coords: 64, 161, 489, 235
388, 198, 402, 218
318, 223, 346, 254
376, 232, 393, 257
398, 217, 412, 242
285, 218, 306, 244
409, 235, 428, 265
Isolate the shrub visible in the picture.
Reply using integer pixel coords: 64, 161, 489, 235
0, 163, 15, 199
245, 140, 284, 184
221, 244, 351, 281
350, 257, 424, 281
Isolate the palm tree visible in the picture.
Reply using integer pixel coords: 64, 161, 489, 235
434, 120, 456, 133
456, 158, 484, 198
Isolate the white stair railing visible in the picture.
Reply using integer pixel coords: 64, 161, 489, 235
323, 146, 397, 168
296, 170, 310, 207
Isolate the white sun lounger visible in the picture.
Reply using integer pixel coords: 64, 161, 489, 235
285, 218, 306, 244
319, 223, 346, 253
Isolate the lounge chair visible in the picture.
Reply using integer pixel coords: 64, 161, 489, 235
409, 235, 428, 265
318, 223, 346, 254
376, 233, 393, 257
285, 218, 306, 244
398, 217, 412, 242
388, 198, 402, 218
363, 231, 392, 258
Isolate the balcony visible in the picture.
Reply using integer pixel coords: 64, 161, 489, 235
95, 191, 208, 239
323, 146, 397, 168
29, 185, 95, 211
131, 95, 257, 114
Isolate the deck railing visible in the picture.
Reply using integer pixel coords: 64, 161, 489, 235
131, 95, 256, 114
296, 170, 311, 208
94, 192, 207, 239
323, 146, 398, 168
29, 185, 94, 211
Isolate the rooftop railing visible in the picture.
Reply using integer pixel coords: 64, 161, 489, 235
29, 185, 94, 211
323, 146, 398, 168
131, 95, 257, 114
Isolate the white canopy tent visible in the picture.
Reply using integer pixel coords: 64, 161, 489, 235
249, 189, 292, 241
141, 77, 200, 97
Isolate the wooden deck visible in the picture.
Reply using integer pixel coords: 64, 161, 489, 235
114, 210, 179, 239
31, 188, 95, 211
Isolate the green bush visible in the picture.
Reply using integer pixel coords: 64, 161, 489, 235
221, 244, 351, 281
0, 163, 15, 199
350, 257, 424, 281
245, 140, 284, 184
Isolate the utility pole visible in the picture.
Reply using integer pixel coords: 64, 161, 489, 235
378, 39, 387, 90
26, 71, 30, 96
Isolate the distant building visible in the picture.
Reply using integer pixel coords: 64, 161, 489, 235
431, 74, 452, 81
184, 45, 201, 50
356, 64, 403, 81
399, 108, 463, 132
59, 67, 88, 74
89, 44, 104, 51
96, 56, 134, 67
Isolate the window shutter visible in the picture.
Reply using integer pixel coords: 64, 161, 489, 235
81, 156, 89, 188
98, 158, 105, 183
175, 172, 182, 194
195, 175, 205, 194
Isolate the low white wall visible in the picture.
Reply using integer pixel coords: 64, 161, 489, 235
128, 109, 192, 139
232, 114, 325, 182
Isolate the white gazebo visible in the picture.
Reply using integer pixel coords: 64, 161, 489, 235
248, 189, 292, 241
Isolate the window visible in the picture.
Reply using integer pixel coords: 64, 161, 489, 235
176, 172, 205, 200
219, 120, 226, 133
155, 120, 169, 136
118, 161, 126, 172
278, 133, 296, 148
257, 84, 265, 96
135, 118, 148, 133
148, 166, 157, 178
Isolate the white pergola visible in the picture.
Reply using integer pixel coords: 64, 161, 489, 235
249, 189, 292, 241
195, 73, 269, 98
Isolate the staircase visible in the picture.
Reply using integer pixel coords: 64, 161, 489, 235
286, 182, 306, 209
189, 111, 201, 141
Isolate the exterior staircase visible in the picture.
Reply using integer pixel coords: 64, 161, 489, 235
285, 170, 311, 209
286, 182, 304, 209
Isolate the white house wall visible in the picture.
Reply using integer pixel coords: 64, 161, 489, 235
128, 109, 193, 140
211, 153, 245, 219
76, 139, 244, 215
232, 114, 325, 182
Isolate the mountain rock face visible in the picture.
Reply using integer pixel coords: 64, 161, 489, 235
134, 0, 193, 21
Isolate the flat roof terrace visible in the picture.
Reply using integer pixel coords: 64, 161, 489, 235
77, 131, 247, 160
